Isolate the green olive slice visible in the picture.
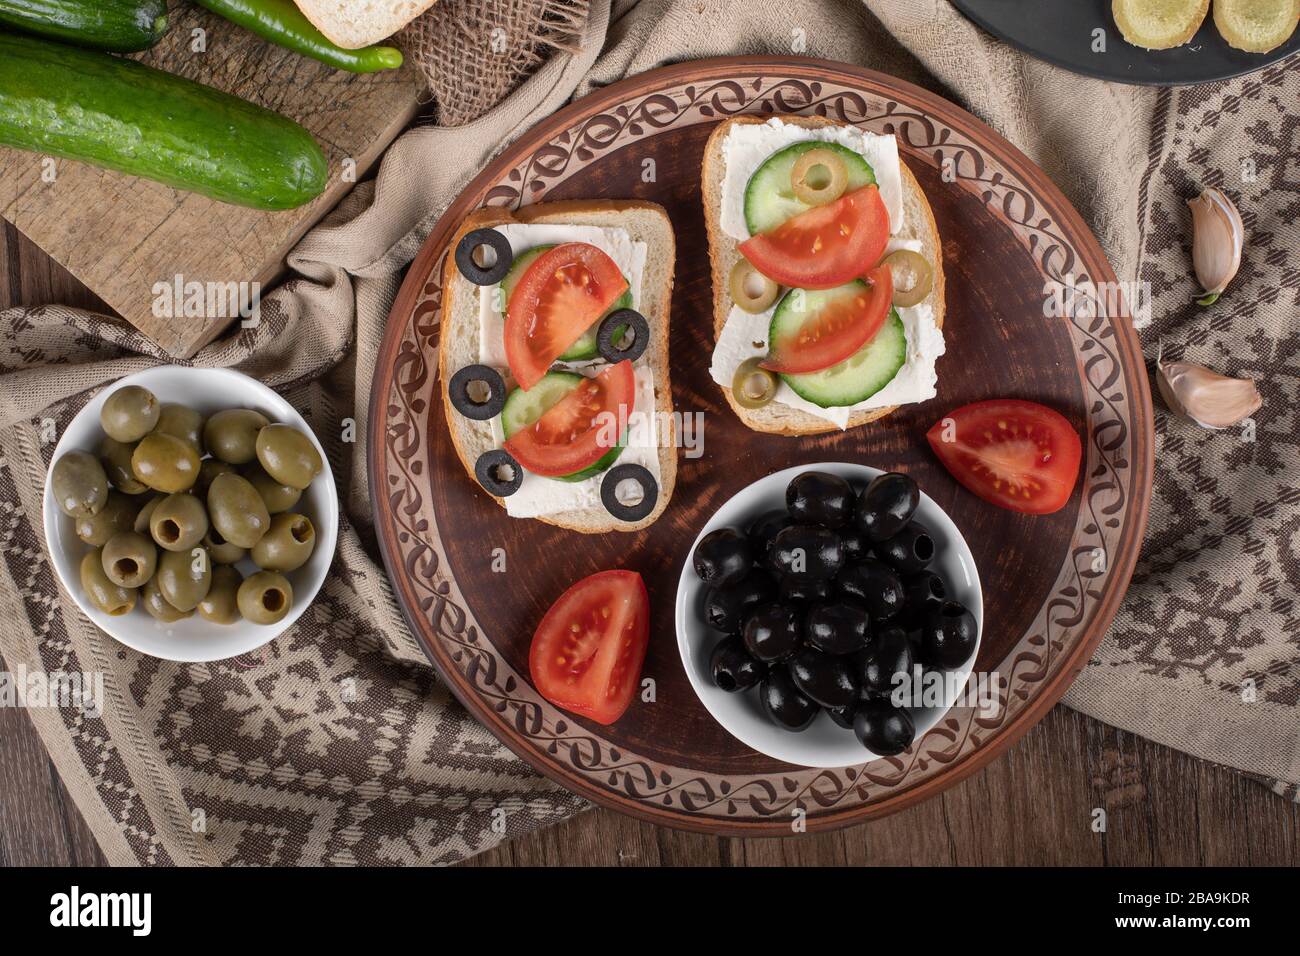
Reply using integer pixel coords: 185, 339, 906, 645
728, 260, 781, 314
790, 148, 849, 207
732, 357, 779, 409
881, 249, 934, 307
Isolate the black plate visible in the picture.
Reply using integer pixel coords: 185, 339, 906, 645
953, 0, 1300, 86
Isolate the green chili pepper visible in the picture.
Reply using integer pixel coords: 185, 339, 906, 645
193, 0, 404, 73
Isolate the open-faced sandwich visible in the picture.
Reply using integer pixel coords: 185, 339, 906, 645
439, 200, 677, 532
703, 115, 946, 435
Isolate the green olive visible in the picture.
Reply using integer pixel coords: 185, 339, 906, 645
242, 464, 302, 514
101, 531, 157, 588
728, 259, 781, 314
237, 570, 293, 625
255, 424, 322, 490
250, 513, 316, 573
131, 433, 200, 493
156, 547, 212, 612
142, 575, 192, 623
149, 492, 209, 552
207, 473, 270, 548
195, 459, 237, 498
198, 565, 242, 625
790, 147, 849, 206
881, 248, 935, 308
100, 385, 160, 443
75, 491, 138, 546
79, 549, 136, 616
97, 436, 147, 494
731, 357, 779, 409
51, 450, 109, 517
133, 494, 164, 534
203, 408, 269, 465
151, 403, 205, 455
202, 527, 246, 565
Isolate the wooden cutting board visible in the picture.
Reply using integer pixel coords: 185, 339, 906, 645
0, 5, 424, 357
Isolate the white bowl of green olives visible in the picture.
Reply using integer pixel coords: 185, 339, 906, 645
42, 366, 338, 663
675, 463, 982, 769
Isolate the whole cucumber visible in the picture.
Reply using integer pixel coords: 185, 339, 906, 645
0, 32, 328, 210
0, 0, 169, 53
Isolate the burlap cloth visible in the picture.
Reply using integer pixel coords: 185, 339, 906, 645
0, 0, 1295, 866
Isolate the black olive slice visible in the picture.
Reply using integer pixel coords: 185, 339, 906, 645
596, 309, 649, 364
448, 364, 507, 421
454, 228, 512, 286
600, 463, 658, 522
474, 449, 522, 497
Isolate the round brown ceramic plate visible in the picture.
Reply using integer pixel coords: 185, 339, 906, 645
369, 56, 1153, 835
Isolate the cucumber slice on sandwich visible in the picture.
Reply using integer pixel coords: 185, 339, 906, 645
501, 372, 625, 482
768, 286, 907, 408
500, 245, 634, 361
744, 141, 876, 236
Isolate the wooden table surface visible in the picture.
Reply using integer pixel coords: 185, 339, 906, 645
2, 218, 1297, 868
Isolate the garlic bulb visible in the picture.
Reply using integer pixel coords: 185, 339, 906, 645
1157, 357, 1261, 429
1187, 187, 1244, 306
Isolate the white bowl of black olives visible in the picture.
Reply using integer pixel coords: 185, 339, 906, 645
41, 366, 339, 663
676, 464, 982, 768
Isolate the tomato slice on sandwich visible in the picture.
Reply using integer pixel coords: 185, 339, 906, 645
926, 400, 1083, 515
505, 242, 629, 390
503, 360, 636, 478
761, 265, 894, 374
739, 184, 890, 291
529, 569, 650, 725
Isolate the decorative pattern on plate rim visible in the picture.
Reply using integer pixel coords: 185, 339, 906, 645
377, 69, 1139, 824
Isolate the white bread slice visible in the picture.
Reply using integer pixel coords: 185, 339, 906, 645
293, 0, 439, 49
439, 200, 677, 534
702, 115, 946, 437
1213, 0, 1299, 52
1112, 0, 1210, 49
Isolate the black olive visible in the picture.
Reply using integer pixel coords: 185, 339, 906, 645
786, 471, 854, 528
855, 626, 914, 701
917, 601, 979, 669
760, 668, 820, 731
839, 525, 871, 563
836, 558, 905, 621
768, 524, 844, 581
827, 705, 855, 729
788, 647, 858, 708
448, 364, 507, 420
902, 570, 947, 609
455, 228, 512, 285
779, 576, 832, 604
709, 635, 766, 692
742, 603, 801, 662
747, 509, 794, 567
600, 464, 658, 523
692, 528, 752, 587
855, 472, 920, 542
853, 699, 915, 755
704, 571, 774, 632
878, 522, 936, 574
596, 308, 649, 364
474, 449, 522, 497
805, 601, 871, 655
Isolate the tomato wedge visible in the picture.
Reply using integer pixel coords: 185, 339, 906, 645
739, 184, 890, 291
529, 569, 650, 725
503, 360, 635, 478
505, 242, 629, 390
926, 400, 1083, 515
761, 266, 894, 374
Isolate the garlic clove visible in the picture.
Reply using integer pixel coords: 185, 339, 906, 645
1187, 187, 1244, 306
1156, 357, 1261, 430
